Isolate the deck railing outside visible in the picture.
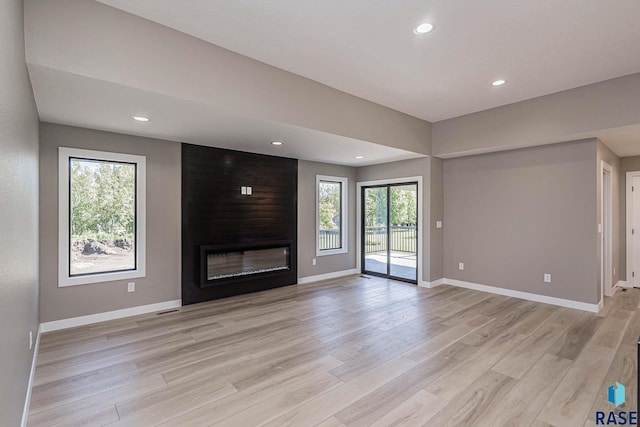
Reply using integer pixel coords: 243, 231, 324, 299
318, 226, 417, 254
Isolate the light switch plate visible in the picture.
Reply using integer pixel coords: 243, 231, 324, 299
544, 274, 551, 283
436, 221, 443, 229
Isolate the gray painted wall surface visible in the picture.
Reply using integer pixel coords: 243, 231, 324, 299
356, 158, 431, 282
39, 123, 181, 322
429, 157, 444, 281
443, 140, 599, 304
620, 156, 640, 280
298, 160, 357, 278
433, 73, 640, 158
0, 0, 40, 424
596, 141, 621, 300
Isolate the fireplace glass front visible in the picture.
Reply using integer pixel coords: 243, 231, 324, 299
205, 246, 290, 281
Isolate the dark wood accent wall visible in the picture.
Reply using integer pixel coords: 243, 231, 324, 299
181, 144, 298, 305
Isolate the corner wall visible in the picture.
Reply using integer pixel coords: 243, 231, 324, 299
356, 158, 432, 282
429, 157, 444, 282
0, 0, 40, 424
298, 160, 357, 278
443, 139, 599, 304
596, 141, 621, 299
39, 123, 181, 322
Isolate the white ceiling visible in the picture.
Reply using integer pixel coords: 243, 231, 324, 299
596, 125, 640, 158
29, 65, 422, 166
97, 0, 640, 122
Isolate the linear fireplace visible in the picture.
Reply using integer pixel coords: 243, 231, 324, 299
182, 144, 297, 304
200, 243, 291, 288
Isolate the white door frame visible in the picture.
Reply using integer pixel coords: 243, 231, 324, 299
626, 171, 640, 287
356, 176, 423, 283
601, 161, 613, 300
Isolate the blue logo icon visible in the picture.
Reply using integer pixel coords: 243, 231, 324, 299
608, 382, 626, 407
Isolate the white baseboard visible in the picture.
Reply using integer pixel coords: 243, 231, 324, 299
40, 299, 182, 333
419, 278, 444, 289
442, 278, 600, 313
297, 269, 359, 285
21, 324, 41, 427
615, 280, 631, 288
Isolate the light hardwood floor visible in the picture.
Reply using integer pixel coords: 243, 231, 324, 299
28, 275, 640, 426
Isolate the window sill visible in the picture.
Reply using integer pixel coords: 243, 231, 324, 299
316, 248, 348, 257
59, 269, 145, 287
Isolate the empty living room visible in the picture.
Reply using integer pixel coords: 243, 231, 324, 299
4, 0, 640, 426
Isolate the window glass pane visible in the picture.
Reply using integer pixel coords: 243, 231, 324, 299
318, 181, 342, 250
70, 158, 136, 276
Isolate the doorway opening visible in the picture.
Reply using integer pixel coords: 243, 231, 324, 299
601, 161, 613, 300
361, 182, 418, 283
626, 171, 640, 288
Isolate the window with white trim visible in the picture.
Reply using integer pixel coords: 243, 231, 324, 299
316, 175, 348, 256
58, 147, 146, 287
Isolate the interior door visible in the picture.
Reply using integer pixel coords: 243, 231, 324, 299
633, 176, 640, 287
362, 183, 418, 283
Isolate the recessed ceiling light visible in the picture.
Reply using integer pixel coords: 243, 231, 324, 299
271, 141, 283, 146
414, 23, 434, 35
491, 79, 507, 86
132, 115, 150, 122
355, 156, 364, 159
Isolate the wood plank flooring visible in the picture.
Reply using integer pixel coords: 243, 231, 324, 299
27, 276, 640, 426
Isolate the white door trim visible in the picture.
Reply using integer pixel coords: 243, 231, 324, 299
626, 171, 640, 288
601, 161, 613, 300
356, 176, 423, 283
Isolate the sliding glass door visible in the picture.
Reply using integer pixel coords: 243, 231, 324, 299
362, 183, 418, 283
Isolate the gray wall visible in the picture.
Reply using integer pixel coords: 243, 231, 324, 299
0, 0, 40, 425
433, 73, 640, 158
356, 158, 431, 282
443, 140, 599, 304
429, 157, 444, 281
620, 156, 640, 280
298, 161, 357, 278
39, 123, 181, 322
596, 141, 621, 300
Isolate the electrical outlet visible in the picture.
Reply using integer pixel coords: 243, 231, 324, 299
544, 274, 552, 283
312, 258, 316, 266
459, 262, 464, 271
436, 221, 443, 229
29, 331, 33, 351
128, 282, 135, 292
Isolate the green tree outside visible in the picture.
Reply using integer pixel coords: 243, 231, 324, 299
365, 187, 416, 227
70, 159, 136, 240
